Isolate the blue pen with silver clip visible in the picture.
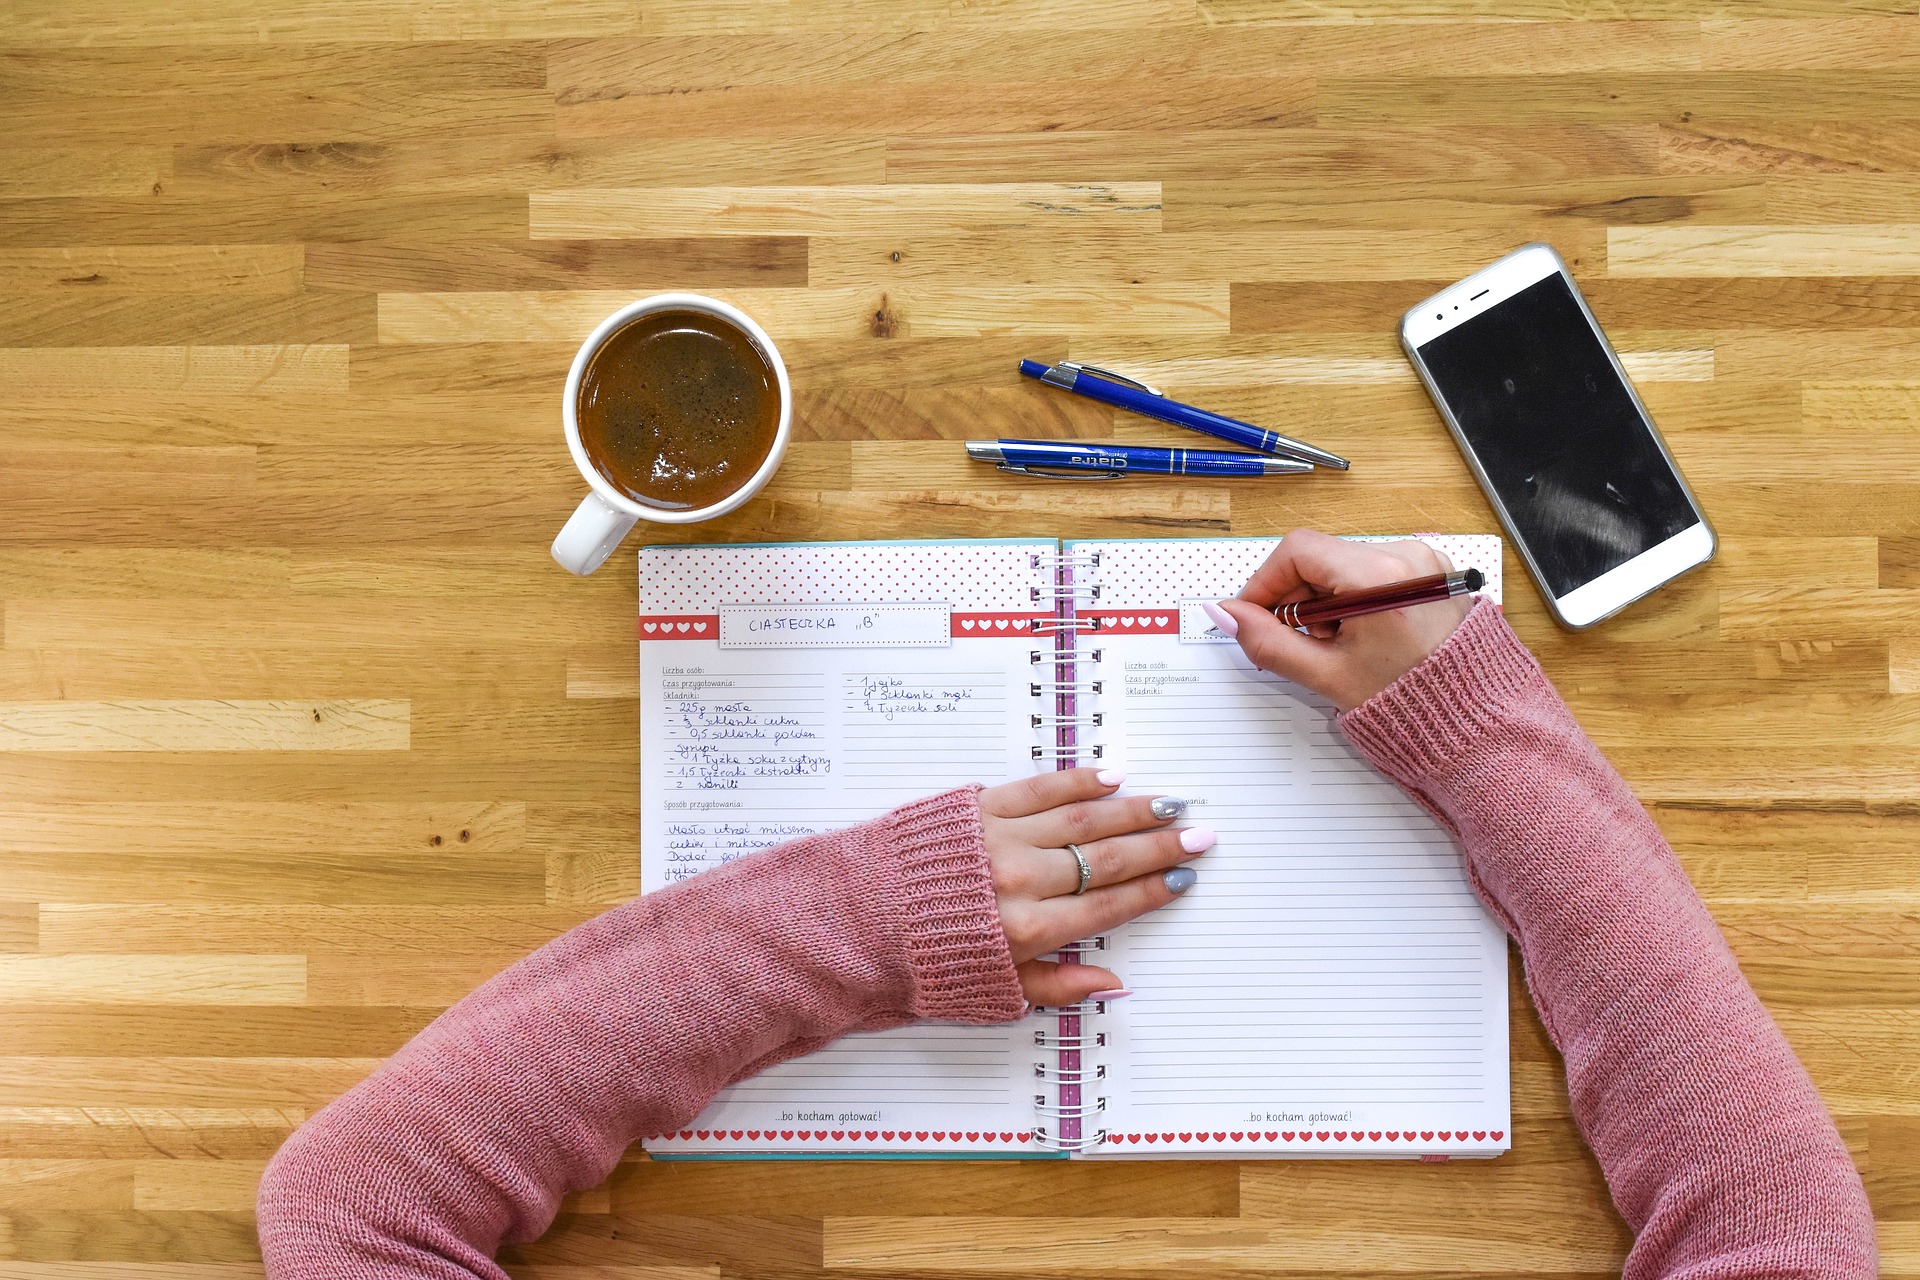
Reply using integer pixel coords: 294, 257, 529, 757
1018, 358, 1350, 470
966, 439, 1312, 480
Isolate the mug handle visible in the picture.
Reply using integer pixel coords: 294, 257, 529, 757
551, 491, 639, 576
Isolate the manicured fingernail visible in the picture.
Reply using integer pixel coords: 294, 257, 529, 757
1164, 867, 1197, 894
1149, 796, 1187, 820
1088, 988, 1133, 1001
1202, 601, 1239, 637
1179, 825, 1216, 854
1096, 769, 1127, 787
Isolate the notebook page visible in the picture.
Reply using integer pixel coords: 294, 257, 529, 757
638, 540, 1056, 1157
1068, 537, 1511, 1159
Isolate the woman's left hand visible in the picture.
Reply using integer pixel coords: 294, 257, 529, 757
978, 767, 1214, 1007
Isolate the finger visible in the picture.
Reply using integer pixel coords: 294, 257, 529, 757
1020, 793, 1181, 854
1212, 598, 1345, 690
1017, 958, 1127, 1008
1025, 867, 1197, 956
1071, 823, 1214, 895
979, 765, 1124, 819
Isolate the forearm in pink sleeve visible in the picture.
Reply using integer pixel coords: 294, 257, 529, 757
1339, 599, 1875, 1280
255, 786, 1025, 1280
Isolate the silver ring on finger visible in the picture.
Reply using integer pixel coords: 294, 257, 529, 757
1064, 843, 1092, 896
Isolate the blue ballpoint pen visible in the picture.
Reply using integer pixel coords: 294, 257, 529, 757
966, 439, 1311, 479
1018, 359, 1350, 470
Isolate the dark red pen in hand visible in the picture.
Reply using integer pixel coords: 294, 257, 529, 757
1277, 569, 1483, 629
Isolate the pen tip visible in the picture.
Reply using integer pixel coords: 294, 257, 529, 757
1464, 568, 1484, 592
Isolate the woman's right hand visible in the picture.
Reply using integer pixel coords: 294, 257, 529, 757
1204, 528, 1473, 713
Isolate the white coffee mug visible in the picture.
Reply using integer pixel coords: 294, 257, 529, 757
551, 293, 792, 575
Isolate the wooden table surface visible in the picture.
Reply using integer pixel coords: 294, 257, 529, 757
3, 1, 1918, 1275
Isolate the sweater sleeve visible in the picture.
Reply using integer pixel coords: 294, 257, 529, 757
1337, 599, 1875, 1280
255, 785, 1025, 1280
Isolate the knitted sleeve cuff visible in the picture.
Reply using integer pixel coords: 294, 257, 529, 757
880, 785, 1029, 1024
1336, 597, 1553, 786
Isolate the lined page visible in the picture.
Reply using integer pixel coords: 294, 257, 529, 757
1069, 537, 1509, 1158
639, 541, 1055, 1155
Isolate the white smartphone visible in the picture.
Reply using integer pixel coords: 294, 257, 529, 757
1401, 243, 1714, 629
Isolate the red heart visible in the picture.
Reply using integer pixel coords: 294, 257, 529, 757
1194, 1132, 1209, 1142
730, 1130, 744, 1140
1127, 1134, 1141, 1144
1368, 1131, 1382, 1141
1162, 1134, 1176, 1143
1385, 1131, 1399, 1141
865, 1130, 879, 1140
880, 1131, 895, 1140
1107, 1133, 1122, 1144
799, 1131, 813, 1139
1278, 1131, 1292, 1141
1437, 1131, 1452, 1140
746, 1130, 761, 1140
1178, 1132, 1193, 1142
780, 1130, 794, 1139
982, 1133, 998, 1143
1315, 1131, 1330, 1141
1421, 1131, 1435, 1140
1000, 1133, 1015, 1142
1144, 1133, 1158, 1143
1212, 1132, 1227, 1141
1017, 1132, 1032, 1143
965, 1132, 980, 1141
1230, 1132, 1245, 1141
1473, 1131, 1487, 1141
831, 1130, 845, 1140
916, 1131, 929, 1140
933, 1132, 946, 1141
1333, 1131, 1348, 1141
696, 1130, 710, 1139
1491, 1130, 1505, 1141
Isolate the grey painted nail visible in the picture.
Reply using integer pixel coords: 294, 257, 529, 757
1163, 867, 1197, 894
1149, 796, 1187, 820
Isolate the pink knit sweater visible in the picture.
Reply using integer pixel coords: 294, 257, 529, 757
256, 601, 1875, 1278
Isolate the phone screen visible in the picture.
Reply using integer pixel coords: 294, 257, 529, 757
1416, 273, 1699, 598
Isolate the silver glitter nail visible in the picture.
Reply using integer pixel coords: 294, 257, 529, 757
1149, 796, 1187, 820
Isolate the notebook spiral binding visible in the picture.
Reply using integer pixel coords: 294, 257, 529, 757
1028, 547, 1111, 1153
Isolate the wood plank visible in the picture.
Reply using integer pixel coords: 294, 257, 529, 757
1611, 225, 1920, 275
0, 148, 169, 200
0, 701, 409, 752
1319, 73, 1920, 127
0, 246, 304, 296
0, 957, 305, 1006
172, 137, 886, 197
376, 285, 1226, 344
889, 125, 1665, 184
531, 184, 1162, 239
0, 346, 346, 395
305, 238, 806, 292
0, 0, 644, 44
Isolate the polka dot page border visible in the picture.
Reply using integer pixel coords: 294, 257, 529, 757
638, 541, 1052, 615
1070, 535, 1503, 611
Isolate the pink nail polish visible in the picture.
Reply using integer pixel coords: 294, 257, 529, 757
1088, 989, 1133, 1001
1202, 601, 1239, 638
1179, 825, 1216, 854
1096, 769, 1127, 787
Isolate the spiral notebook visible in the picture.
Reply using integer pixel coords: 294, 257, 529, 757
638, 536, 1510, 1161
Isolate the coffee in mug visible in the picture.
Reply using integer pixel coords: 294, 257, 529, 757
575, 308, 782, 512
552, 293, 792, 576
